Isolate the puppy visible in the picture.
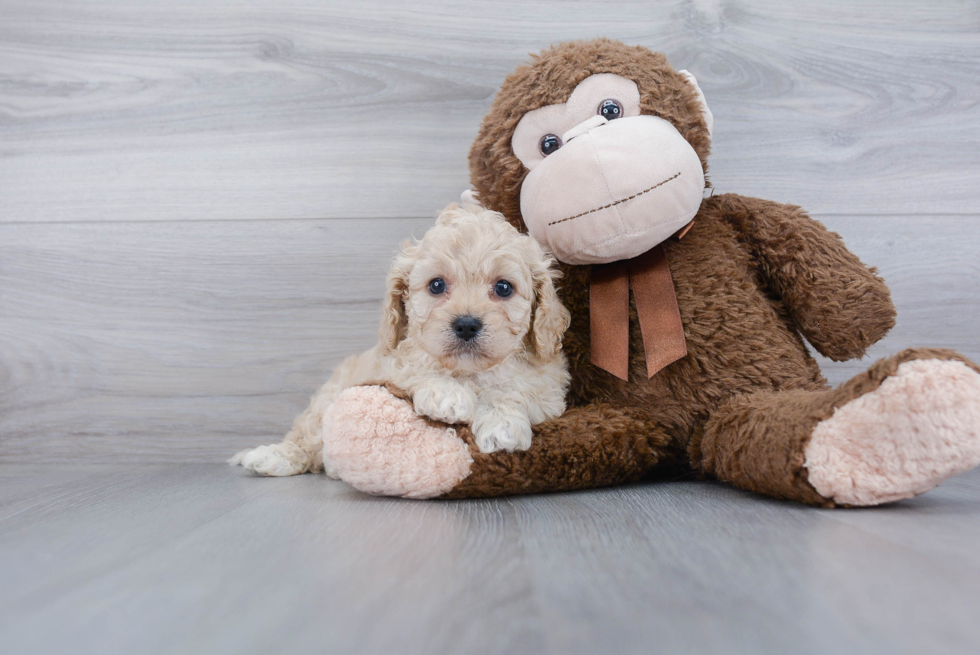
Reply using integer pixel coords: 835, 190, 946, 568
231, 204, 571, 477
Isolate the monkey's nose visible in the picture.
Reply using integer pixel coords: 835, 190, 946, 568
562, 115, 608, 144
452, 315, 483, 341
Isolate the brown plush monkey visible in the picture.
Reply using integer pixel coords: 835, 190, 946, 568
320, 39, 980, 506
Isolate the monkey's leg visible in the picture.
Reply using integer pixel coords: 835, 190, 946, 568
324, 385, 675, 499
693, 349, 980, 506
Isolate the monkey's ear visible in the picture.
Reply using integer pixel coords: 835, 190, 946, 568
378, 244, 415, 354
678, 70, 714, 139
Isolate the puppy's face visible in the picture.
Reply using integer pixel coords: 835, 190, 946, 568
380, 206, 569, 374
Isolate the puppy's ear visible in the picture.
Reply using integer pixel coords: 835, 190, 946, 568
528, 247, 571, 361
378, 242, 415, 354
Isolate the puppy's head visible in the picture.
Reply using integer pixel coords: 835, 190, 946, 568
379, 204, 569, 373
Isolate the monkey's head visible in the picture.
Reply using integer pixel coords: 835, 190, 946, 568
468, 39, 713, 265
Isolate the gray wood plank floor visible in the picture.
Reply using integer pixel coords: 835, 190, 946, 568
2, 464, 979, 655
2, 0, 978, 461
2, 214, 977, 462
2, 0, 979, 222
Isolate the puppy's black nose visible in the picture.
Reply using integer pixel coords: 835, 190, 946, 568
452, 315, 483, 341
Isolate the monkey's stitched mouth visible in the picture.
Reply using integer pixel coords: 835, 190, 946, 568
546, 172, 682, 227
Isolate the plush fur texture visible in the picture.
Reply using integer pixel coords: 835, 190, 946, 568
274, 39, 980, 506
231, 205, 570, 475
324, 385, 474, 499
469, 39, 713, 234
805, 359, 980, 506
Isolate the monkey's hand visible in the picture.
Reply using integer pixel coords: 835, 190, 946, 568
717, 193, 896, 361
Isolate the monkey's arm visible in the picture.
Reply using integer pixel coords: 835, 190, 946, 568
716, 193, 895, 361
323, 384, 678, 499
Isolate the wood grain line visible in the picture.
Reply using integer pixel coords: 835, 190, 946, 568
0, 213, 976, 463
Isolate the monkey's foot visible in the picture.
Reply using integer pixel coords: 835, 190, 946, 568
323, 385, 473, 499
805, 359, 980, 506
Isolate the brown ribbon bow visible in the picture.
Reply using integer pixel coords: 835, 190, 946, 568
589, 223, 693, 381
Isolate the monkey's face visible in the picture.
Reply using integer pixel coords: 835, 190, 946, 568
510, 73, 709, 265
468, 40, 715, 265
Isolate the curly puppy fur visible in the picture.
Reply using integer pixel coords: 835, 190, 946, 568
231, 205, 570, 476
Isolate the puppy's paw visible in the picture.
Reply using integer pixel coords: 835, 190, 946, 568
233, 444, 308, 477
472, 408, 533, 453
413, 381, 477, 424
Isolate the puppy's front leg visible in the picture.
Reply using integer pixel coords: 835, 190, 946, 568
471, 402, 533, 454
412, 378, 478, 425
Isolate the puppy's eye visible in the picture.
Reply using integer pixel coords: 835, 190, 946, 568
539, 134, 562, 157
494, 280, 514, 298
598, 99, 623, 120
428, 278, 446, 295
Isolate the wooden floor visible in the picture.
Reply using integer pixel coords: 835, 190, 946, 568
2, 464, 979, 655
2, 0, 978, 463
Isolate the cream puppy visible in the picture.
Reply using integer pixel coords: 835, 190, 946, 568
231, 204, 571, 477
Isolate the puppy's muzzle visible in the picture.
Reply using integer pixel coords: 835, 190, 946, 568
451, 315, 483, 342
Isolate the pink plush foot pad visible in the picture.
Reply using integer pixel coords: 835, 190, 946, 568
805, 359, 980, 506
323, 386, 474, 499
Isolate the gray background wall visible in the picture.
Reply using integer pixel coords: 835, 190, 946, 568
2, 0, 978, 463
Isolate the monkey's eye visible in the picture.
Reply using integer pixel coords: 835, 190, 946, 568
428, 278, 446, 295
539, 134, 563, 156
493, 280, 514, 298
598, 99, 624, 120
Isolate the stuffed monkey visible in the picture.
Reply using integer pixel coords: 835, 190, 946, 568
310, 39, 980, 506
